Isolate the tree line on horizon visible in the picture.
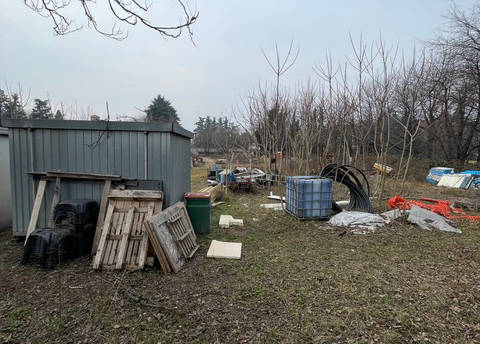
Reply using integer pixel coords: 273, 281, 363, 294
0, 91, 180, 123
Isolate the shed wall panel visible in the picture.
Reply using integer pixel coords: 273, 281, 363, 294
8, 125, 190, 236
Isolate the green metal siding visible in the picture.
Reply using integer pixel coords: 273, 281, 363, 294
6, 120, 191, 236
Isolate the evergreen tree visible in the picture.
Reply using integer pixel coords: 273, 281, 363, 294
54, 109, 64, 120
145, 95, 180, 123
3, 94, 26, 119
0, 89, 8, 117
30, 99, 53, 119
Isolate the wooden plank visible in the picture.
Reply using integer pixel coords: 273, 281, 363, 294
115, 206, 136, 269
109, 189, 163, 200
130, 211, 142, 266
107, 234, 144, 240
24, 179, 47, 246
128, 200, 141, 266
93, 203, 115, 269
137, 203, 154, 269
108, 200, 124, 266
187, 245, 200, 258
45, 171, 122, 181
145, 221, 171, 274
114, 208, 149, 214
91, 179, 112, 255
102, 206, 117, 267
47, 177, 61, 228
125, 211, 138, 266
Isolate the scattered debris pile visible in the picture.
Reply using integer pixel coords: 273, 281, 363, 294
426, 167, 480, 189
191, 155, 204, 167
206, 160, 287, 191
425, 167, 455, 185
328, 205, 462, 234
387, 195, 480, 221
233, 167, 266, 182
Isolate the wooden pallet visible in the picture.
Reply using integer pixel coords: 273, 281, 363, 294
93, 190, 163, 270
146, 202, 199, 273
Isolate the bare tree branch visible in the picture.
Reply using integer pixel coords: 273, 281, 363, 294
24, 0, 198, 40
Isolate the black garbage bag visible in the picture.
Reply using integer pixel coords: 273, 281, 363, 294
22, 228, 60, 269
23, 199, 99, 269
54, 199, 99, 226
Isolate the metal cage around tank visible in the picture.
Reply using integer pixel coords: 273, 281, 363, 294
2, 119, 193, 236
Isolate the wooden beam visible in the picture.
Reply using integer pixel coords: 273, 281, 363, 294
24, 179, 47, 245
45, 171, 122, 181
115, 206, 135, 269
108, 189, 163, 200
47, 177, 61, 228
93, 203, 115, 269
91, 179, 112, 255
137, 204, 154, 269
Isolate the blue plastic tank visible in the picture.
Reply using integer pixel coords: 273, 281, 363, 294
286, 177, 332, 219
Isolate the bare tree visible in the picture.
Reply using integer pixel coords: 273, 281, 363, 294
24, 0, 198, 40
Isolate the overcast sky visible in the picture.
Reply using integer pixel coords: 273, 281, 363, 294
0, 0, 476, 131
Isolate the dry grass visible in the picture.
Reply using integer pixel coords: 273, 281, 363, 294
1, 165, 480, 343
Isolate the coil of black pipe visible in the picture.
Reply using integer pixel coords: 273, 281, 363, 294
320, 164, 373, 213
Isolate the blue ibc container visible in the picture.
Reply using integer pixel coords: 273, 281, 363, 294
285, 177, 332, 219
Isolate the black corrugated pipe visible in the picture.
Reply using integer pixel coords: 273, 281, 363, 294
320, 164, 373, 213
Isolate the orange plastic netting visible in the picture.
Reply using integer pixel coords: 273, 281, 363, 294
386, 195, 480, 222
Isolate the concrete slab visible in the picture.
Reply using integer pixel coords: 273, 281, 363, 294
207, 240, 242, 259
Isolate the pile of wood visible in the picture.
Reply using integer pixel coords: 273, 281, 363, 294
93, 189, 199, 273
199, 184, 221, 201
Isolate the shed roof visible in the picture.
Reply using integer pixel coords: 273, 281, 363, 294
1, 119, 193, 139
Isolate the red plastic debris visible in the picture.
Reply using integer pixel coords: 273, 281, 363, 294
387, 195, 480, 222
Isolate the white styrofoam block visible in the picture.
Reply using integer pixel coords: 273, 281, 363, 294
207, 240, 242, 259
261, 203, 283, 210
219, 214, 244, 228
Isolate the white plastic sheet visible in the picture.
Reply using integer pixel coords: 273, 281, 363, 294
407, 206, 461, 233
328, 211, 389, 234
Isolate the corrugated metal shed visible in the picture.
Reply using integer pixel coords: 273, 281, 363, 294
2, 119, 192, 236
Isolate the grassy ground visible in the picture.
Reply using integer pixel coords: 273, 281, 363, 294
1, 164, 480, 343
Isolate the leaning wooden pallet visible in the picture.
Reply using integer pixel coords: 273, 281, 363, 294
146, 202, 199, 273
93, 190, 163, 271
